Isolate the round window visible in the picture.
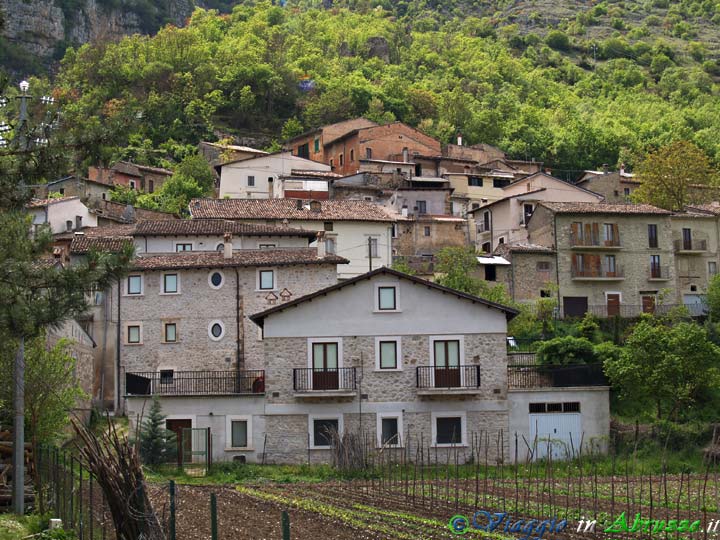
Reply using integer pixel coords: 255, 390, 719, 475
208, 320, 225, 341
209, 271, 224, 289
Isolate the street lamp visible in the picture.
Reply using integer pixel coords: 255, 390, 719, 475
1, 79, 61, 515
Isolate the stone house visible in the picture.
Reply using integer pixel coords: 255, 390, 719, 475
575, 170, 639, 203
526, 202, 676, 318
287, 118, 378, 163
189, 198, 397, 279
492, 243, 557, 303
27, 196, 99, 234
121, 242, 348, 447
468, 173, 604, 253
88, 161, 173, 193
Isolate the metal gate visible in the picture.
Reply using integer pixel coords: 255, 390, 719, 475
179, 427, 211, 475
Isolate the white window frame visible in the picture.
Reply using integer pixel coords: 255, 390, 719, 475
174, 242, 194, 252
257, 268, 276, 291
604, 291, 623, 302
309, 414, 343, 450
125, 322, 143, 345
307, 337, 343, 369
162, 321, 178, 344
161, 272, 180, 295
125, 274, 143, 296
208, 320, 225, 341
258, 243, 276, 249
377, 412, 404, 448
225, 415, 253, 451
374, 282, 401, 312
431, 411, 467, 448
374, 336, 402, 371
208, 270, 225, 290
429, 335, 466, 386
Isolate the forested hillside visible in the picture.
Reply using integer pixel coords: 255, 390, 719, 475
8, 0, 720, 176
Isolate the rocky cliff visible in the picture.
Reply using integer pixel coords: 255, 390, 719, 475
0, 0, 196, 70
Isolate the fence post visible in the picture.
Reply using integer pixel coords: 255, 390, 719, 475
169, 480, 176, 540
210, 492, 218, 540
281, 510, 290, 540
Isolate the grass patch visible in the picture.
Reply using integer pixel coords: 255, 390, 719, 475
0, 513, 61, 540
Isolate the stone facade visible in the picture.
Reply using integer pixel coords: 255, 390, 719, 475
496, 249, 557, 303
575, 172, 638, 203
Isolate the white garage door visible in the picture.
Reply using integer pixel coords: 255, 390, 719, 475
529, 413, 581, 460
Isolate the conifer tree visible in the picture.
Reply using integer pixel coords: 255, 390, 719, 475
138, 397, 176, 466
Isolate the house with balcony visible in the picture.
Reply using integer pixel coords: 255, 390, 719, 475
249, 267, 610, 464
119, 233, 348, 457
526, 202, 675, 318
468, 172, 604, 253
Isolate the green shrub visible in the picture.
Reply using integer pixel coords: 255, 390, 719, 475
536, 336, 596, 365
545, 30, 571, 51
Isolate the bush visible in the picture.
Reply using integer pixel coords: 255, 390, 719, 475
536, 336, 596, 365
545, 30, 571, 51
577, 313, 600, 343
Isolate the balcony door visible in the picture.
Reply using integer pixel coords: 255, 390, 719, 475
433, 340, 460, 388
606, 293, 621, 317
312, 342, 339, 390
683, 228, 692, 250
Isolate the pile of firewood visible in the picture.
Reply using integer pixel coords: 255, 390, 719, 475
0, 429, 34, 506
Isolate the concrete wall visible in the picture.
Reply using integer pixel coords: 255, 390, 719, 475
30, 198, 98, 234
134, 234, 309, 254
508, 387, 610, 461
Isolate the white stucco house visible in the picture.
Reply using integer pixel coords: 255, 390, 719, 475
217, 151, 332, 199
189, 198, 397, 279
27, 196, 98, 234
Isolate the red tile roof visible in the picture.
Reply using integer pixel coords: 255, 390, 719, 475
27, 196, 79, 208
133, 219, 317, 238
131, 249, 348, 271
70, 235, 133, 254
686, 202, 720, 215
539, 202, 671, 215
189, 198, 396, 222
495, 243, 555, 255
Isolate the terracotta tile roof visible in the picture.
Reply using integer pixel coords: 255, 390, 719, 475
189, 198, 397, 222
91, 200, 178, 223
134, 219, 317, 238
467, 189, 547, 213
539, 202, 671, 215
32, 257, 63, 270
131, 249, 348, 271
686, 202, 720, 215
54, 225, 137, 241
70, 235, 133, 254
27, 196, 79, 208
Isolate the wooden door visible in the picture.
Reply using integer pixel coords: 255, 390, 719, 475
642, 295, 656, 314
166, 419, 191, 466
312, 342, 339, 390
607, 294, 621, 317
434, 340, 460, 388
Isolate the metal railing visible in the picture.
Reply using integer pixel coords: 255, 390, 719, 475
508, 364, 608, 389
125, 370, 265, 396
476, 221, 490, 233
571, 264, 624, 279
649, 265, 670, 279
416, 366, 481, 389
570, 232, 621, 248
293, 367, 357, 392
507, 352, 538, 366
674, 238, 708, 252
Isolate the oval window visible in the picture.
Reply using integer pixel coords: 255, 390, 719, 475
211, 323, 223, 338
211, 272, 222, 287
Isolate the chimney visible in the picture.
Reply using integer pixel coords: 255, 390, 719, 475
309, 200, 321, 213
223, 232, 232, 259
620, 163, 626, 175
316, 230, 326, 258
401, 205, 408, 217
457, 133, 463, 146
296, 199, 304, 210
402, 147, 409, 163
602, 163, 609, 173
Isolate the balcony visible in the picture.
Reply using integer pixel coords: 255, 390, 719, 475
125, 370, 265, 397
648, 265, 671, 281
674, 237, 708, 254
507, 364, 608, 390
416, 366, 482, 395
571, 264, 624, 280
476, 222, 490, 234
293, 367, 357, 397
570, 232, 621, 249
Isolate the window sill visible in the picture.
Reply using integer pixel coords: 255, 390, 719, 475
376, 445, 404, 449
373, 309, 402, 314
309, 446, 333, 451
225, 447, 254, 452
160, 292, 180, 296
161, 341, 179, 345
432, 443, 469, 448
374, 368, 403, 372
124, 294, 144, 298
125, 342, 143, 346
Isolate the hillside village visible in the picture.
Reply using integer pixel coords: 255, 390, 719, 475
19, 116, 720, 469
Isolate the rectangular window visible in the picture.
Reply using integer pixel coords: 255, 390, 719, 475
391, 223, 398, 238
648, 224, 658, 248
417, 201, 427, 214
536, 261, 551, 272
624, 187, 631, 197
563, 402, 581, 413
329, 158, 334, 168
164, 323, 177, 343
468, 176, 483, 187
415, 163, 422, 176
683, 228, 692, 250
259, 270, 274, 290
247, 175, 255, 187
434, 340, 460, 368
710, 262, 718, 276
231, 420, 248, 448
129, 180, 136, 190
493, 178, 510, 188
529, 403, 546, 413
379, 341, 397, 369
148, 180, 154, 193
603, 223, 615, 243
339, 153, 344, 166
381, 418, 399, 446
314, 138, 320, 153
323, 221, 334, 231
175, 243, 192, 252
378, 286, 397, 310
436, 417, 462, 445
650, 254, 661, 278
547, 403, 563, 413
313, 418, 339, 447
424, 226, 431, 237
369, 237, 379, 258
159, 369, 174, 384
297, 143, 309, 159
350, 149, 354, 162
523, 204, 534, 224
325, 237, 336, 255
163, 274, 178, 294
127, 275, 142, 295
605, 255, 616, 274
366, 147, 372, 159
258, 244, 276, 249
312, 342, 338, 370
127, 325, 141, 344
